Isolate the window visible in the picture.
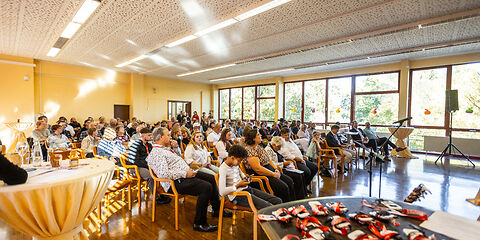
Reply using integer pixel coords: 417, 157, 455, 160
304, 80, 326, 123
258, 85, 275, 98
284, 82, 302, 121
243, 87, 255, 120
354, 73, 399, 125
258, 99, 275, 121
451, 62, 480, 130
328, 77, 351, 123
410, 68, 447, 126
230, 88, 242, 120
219, 89, 229, 119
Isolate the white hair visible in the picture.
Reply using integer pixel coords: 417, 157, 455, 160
270, 136, 284, 147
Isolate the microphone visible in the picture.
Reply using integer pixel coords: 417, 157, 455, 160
393, 117, 412, 124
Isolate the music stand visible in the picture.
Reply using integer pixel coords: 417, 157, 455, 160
434, 111, 475, 167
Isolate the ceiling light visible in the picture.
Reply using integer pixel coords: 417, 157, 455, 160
194, 19, 238, 37
234, 0, 292, 21
72, 0, 101, 24
126, 39, 137, 46
165, 35, 198, 48
116, 55, 148, 68
177, 63, 236, 77
210, 68, 294, 82
47, 48, 61, 57
60, 22, 81, 38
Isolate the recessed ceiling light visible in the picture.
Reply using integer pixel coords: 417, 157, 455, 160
60, 22, 81, 38
194, 19, 238, 37
234, 0, 292, 21
126, 39, 137, 46
116, 55, 148, 68
72, 0, 100, 24
47, 48, 61, 57
165, 35, 198, 48
177, 63, 236, 77
209, 68, 294, 82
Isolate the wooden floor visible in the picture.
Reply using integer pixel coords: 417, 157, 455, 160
1, 154, 479, 239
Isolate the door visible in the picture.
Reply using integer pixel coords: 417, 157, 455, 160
114, 105, 130, 121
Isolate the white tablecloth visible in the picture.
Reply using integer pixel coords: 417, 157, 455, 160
0, 159, 114, 240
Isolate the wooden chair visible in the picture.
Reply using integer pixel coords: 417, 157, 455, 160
211, 146, 220, 166
93, 146, 98, 156
69, 148, 86, 159
313, 139, 338, 178
214, 173, 258, 240
72, 142, 82, 149
119, 154, 149, 209
1, 145, 5, 155
50, 149, 71, 160
239, 162, 274, 195
180, 142, 187, 153
149, 167, 185, 230
317, 139, 345, 177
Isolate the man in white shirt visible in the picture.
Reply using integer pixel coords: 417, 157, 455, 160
207, 123, 222, 145
218, 145, 281, 209
278, 127, 318, 191
147, 127, 231, 232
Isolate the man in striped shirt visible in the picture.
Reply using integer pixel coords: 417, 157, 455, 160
97, 128, 126, 165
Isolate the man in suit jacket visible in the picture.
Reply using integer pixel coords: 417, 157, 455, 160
326, 125, 354, 171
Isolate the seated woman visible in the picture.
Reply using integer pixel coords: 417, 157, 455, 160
215, 128, 234, 164
0, 153, 27, 185
180, 126, 191, 146
306, 131, 332, 178
219, 145, 282, 209
258, 122, 270, 140
170, 125, 182, 156
295, 124, 311, 153
115, 125, 130, 144
265, 136, 306, 200
32, 120, 50, 160
243, 129, 296, 202
81, 127, 99, 158
184, 131, 219, 175
47, 124, 72, 150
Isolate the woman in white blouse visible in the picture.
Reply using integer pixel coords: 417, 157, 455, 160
215, 128, 234, 164
184, 131, 218, 175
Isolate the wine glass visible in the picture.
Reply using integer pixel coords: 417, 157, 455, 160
15, 142, 29, 166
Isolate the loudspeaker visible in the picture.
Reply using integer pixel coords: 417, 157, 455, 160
446, 89, 459, 112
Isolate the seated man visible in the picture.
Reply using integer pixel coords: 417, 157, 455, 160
326, 125, 354, 171
147, 127, 231, 232
218, 145, 282, 209
207, 123, 222, 146
350, 120, 378, 153
278, 127, 318, 191
363, 122, 406, 160
97, 128, 126, 164
127, 128, 170, 204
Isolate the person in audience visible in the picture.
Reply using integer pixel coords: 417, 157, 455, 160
184, 131, 218, 175
265, 136, 306, 199
78, 120, 92, 141
290, 121, 299, 135
307, 122, 315, 137
259, 122, 269, 140
326, 125, 354, 172
130, 124, 144, 141
81, 127, 99, 158
47, 124, 72, 150
192, 111, 200, 122
180, 126, 191, 146
278, 127, 318, 192
306, 131, 332, 177
236, 121, 244, 138
115, 125, 130, 143
98, 116, 106, 135
58, 121, 73, 139
170, 125, 183, 156
147, 127, 231, 232
363, 122, 406, 160
192, 122, 203, 134
270, 122, 280, 137
160, 120, 167, 128
109, 118, 118, 129
219, 145, 282, 209
97, 128, 126, 164
32, 120, 50, 144
127, 117, 137, 128
216, 128, 234, 164
205, 122, 215, 136
207, 123, 222, 146
295, 124, 311, 152
350, 120, 378, 153
69, 117, 81, 132
243, 129, 295, 202
0, 153, 27, 185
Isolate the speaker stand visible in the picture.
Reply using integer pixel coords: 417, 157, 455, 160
435, 112, 475, 167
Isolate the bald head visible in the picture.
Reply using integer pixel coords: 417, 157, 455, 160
214, 123, 222, 133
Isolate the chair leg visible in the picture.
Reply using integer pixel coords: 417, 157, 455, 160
217, 197, 225, 240
334, 158, 337, 178
128, 185, 132, 210
253, 213, 258, 240
137, 180, 142, 208
232, 210, 236, 225
175, 195, 179, 230
151, 183, 157, 222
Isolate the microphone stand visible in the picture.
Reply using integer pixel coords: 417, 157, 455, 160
353, 140, 384, 198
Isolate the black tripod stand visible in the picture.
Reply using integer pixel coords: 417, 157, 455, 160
435, 112, 475, 167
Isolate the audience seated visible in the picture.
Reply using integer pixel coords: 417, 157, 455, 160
218, 145, 282, 209
207, 123, 222, 146
326, 124, 354, 171
115, 125, 130, 143
97, 128, 126, 164
350, 120, 379, 157
278, 127, 318, 191
81, 128, 99, 158
180, 126, 191, 146
295, 124, 310, 152
215, 128, 234, 164
184, 131, 218, 175
363, 122, 406, 160
32, 120, 50, 145
147, 127, 231, 232
243, 129, 295, 202
265, 136, 306, 199
47, 124, 72, 150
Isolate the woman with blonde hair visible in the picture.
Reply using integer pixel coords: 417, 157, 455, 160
184, 131, 218, 175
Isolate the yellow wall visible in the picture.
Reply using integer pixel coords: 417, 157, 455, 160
0, 55, 35, 148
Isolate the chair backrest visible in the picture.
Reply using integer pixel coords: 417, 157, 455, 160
72, 142, 82, 149
212, 146, 219, 159
239, 161, 248, 176
148, 167, 167, 193
119, 154, 128, 167
93, 146, 98, 156
214, 172, 219, 187
181, 142, 187, 153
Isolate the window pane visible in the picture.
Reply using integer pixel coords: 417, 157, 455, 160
451, 62, 480, 130
328, 77, 351, 123
410, 68, 447, 126
452, 131, 480, 139
356, 72, 399, 92
355, 94, 398, 125
408, 128, 445, 151
258, 99, 275, 121
284, 82, 302, 121
258, 85, 275, 98
230, 88, 242, 120
304, 80, 326, 123
243, 87, 255, 120
219, 89, 229, 119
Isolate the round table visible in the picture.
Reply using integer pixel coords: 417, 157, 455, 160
0, 159, 114, 240
257, 196, 452, 240
388, 127, 416, 158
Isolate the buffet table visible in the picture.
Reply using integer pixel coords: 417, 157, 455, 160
0, 159, 114, 240
258, 196, 452, 240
